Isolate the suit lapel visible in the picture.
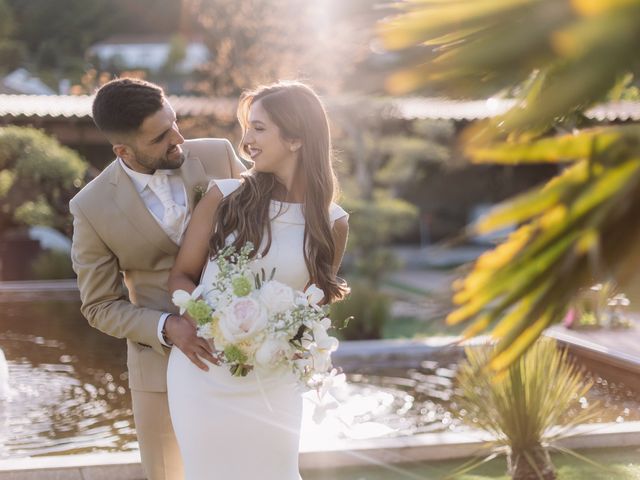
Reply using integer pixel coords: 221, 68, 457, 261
179, 149, 208, 212
110, 161, 179, 256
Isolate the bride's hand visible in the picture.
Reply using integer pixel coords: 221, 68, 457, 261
165, 314, 221, 370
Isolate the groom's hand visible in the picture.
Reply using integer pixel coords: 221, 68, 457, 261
165, 315, 220, 371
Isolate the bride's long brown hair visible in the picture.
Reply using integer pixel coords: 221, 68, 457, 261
209, 81, 348, 303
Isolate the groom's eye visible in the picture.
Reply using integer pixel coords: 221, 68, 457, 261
151, 132, 167, 144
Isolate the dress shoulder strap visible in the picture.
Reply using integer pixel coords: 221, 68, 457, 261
207, 178, 242, 198
329, 202, 349, 224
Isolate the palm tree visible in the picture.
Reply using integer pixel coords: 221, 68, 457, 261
379, 0, 640, 371
455, 338, 602, 479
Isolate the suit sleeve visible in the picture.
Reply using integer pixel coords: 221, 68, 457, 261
70, 198, 166, 355
223, 139, 247, 178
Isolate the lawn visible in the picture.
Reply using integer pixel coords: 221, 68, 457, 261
382, 274, 464, 339
303, 447, 640, 479
383, 314, 466, 339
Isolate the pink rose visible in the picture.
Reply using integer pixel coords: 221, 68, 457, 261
219, 297, 268, 343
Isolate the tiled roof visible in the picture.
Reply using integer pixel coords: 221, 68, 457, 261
0, 94, 92, 118
391, 98, 640, 122
2, 94, 640, 123
583, 102, 640, 122
391, 97, 515, 121
0, 94, 237, 120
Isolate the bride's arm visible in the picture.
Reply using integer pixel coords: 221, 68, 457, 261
169, 187, 223, 295
331, 216, 349, 276
328, 216, 350, 304
164, 187, 224, 370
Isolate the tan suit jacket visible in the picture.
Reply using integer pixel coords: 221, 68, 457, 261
70, 138, 245, 392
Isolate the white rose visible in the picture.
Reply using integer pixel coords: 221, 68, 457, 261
255, 338, 291, 367
305, 283, 325, 306
259, 280, 295, 314
218, 297, 268, 343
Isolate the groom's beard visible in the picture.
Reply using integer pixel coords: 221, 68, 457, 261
134, 145, 185, 171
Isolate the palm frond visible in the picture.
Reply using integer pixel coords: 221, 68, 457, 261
380, 0, 640, 370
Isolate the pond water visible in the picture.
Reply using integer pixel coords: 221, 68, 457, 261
1, 300, 640, 459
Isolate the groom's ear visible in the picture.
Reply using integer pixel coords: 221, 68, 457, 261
113, 144, 133, 162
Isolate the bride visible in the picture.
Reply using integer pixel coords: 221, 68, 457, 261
167, 81, 349, 479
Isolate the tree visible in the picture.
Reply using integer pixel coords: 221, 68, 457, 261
8, 0, 120, 60
0, 126, 89, 237
180, 0, 369, 96
6, 0, 181, 80
332, 99, 452, 285
330, 99, 454, 339
162, 34, 187, 75
380, 0, 640, 370
0, 0, 14, 39
0, 0, 26, 73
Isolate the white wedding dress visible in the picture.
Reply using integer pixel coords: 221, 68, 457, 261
167, 179, 347, 480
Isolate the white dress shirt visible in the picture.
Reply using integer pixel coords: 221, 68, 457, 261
119, 158, 188, 347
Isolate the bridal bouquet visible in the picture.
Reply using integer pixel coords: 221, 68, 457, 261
172, 242, 346, 404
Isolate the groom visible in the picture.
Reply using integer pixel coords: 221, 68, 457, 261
70, 78, 245, 479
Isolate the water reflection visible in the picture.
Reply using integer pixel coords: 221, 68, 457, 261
0, 301, 135, 458
2, 301, 640, 458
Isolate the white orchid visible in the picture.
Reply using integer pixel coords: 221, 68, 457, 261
317, 368, 346, 399
310, 344, 333, 372
305, 283, 325, 308
312, 320, 339, 352
307, 370, 346, 423
311, 395, 339, 423
172, 285, 204, 315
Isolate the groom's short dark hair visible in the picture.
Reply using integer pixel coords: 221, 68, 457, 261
92, 78, 165, 135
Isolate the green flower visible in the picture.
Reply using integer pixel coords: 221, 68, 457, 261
232, 276, 253, 297
224, 344, 248, 364
186, 300, 213, 326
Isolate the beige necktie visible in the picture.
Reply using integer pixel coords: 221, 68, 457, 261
147, 172, 187, 244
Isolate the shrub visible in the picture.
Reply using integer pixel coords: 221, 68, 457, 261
30, 250, 74, 280
0, 126, 88, 236
0, 40, 26, 72
454, 337, 603, 480
331, 281, 391, 340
